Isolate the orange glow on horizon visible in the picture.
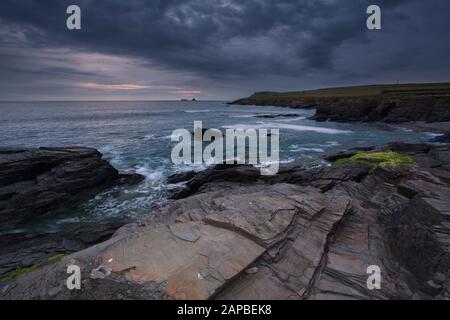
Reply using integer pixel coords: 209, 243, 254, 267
77, 82, 150, 90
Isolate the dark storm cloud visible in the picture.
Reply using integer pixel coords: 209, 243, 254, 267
0, 0, 450, 100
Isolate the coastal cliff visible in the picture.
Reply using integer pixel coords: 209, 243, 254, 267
1, 142, 449, 300
230, 83, 450, 123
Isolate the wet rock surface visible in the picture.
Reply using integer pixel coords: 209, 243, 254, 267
432, 132, 450, 143
0, 220, 129, 278
0, 147, 143, 226
0, 147, 144, 280
1, 143, 450, 300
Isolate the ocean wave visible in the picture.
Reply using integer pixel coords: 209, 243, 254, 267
228, 114, 259, 118
272, 117, 306, 122
134, 166, 165, 182
222, 123, 352, 134
424, 132, 444, 138
172, 162, 211, 173
99, 144, 125, 168
290, 146, 325, 153
305, 141, 341, 148
184, 109, 211, 113
254, 158, 296, 168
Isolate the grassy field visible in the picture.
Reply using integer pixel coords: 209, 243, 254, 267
238, 82, 450, 104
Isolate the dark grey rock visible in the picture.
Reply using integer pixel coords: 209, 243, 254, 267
0, 219, 128, 278
433, 272, 446, 285
431, 132, 450, 143
422, 280, 443, 296
1, 143, 450, 300
254, 113, 300, 119
0, 147, 143, 226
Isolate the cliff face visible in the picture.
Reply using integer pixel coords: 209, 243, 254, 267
312, 95, 450, 123
230, 83, 450, 123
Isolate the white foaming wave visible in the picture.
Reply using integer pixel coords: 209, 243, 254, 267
181, 162, 211, 171
325, 141, 341, 146
143, 134, 157, 141
290, 146, 325, 153
99, 145, 124, 168
272, 117, 306, 122
135, 166, 165, 182
222, 123, 352, 134
254, 158, 296, 168
304, 141, 341, 148
424, 132, 444, 138
228, 114, 259, 118
396, 127, 414, 132
184, 109, 211, 113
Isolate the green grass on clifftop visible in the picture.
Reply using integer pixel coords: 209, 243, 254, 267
334, 151, 416, 171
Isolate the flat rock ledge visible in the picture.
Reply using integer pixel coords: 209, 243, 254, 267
1, 143, 450, 300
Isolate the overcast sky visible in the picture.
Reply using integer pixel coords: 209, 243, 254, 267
0, 0, 449, 101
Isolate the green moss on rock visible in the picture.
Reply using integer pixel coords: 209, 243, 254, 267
48, 253, 66, 264
334, 151, 416, 171
0, 264, 40, 282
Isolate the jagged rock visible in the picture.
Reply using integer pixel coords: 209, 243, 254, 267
0, 147, 144, 279
168, 164, 261, 199
0, 220, 129, 278
166, 171, 198, 184
309, 164, 370, 191
89, 265, 112, 280
388, 142, 430, 154
433, 273, 446, 285
116, 173, 145, 186
423, 280, 443, 296
431, 132, 450, 143
1, 143, 449, 300
0, 147, 144, 225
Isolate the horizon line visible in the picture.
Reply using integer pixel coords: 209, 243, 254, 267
0, 99, 229, 103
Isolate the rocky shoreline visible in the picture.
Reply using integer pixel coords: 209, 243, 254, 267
0, 147, 144, 279
1, 141, 449, 300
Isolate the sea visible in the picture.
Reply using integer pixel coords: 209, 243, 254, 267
0, 101, 435, 234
